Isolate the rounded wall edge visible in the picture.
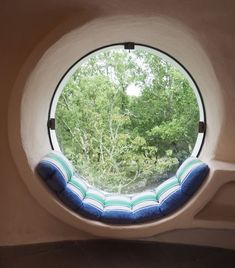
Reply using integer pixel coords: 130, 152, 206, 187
8, 14, 224, 238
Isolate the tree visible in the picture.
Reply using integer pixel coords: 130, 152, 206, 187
55, 48, 199, 194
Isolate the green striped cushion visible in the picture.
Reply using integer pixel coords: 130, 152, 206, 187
132, 191, 157, 212
67, 175, 88, 200
37, 151, 209, 224
83, 188, 105, 210
176, 157, 203, 184
155, 177, 180, 203
43, 151, 74, 182
104, 195, 132, 211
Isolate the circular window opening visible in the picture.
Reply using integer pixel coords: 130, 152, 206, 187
48, 43, 206, 194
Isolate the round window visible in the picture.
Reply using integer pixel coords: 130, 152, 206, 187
48, 43, 205, 194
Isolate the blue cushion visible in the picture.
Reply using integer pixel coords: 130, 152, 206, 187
131, 190, 162, 222
101, 210, 134, 224
133, 205, 162, 223
159, 188, 190, 216
36, 151, 209, 224
59, 186, 83, 211
102, 195, 133, 224
81, 188, 105, 220
176, 157, 209, 196
80, 203, 103, 220
36, 161, 67, 193
36, 151, 74, 193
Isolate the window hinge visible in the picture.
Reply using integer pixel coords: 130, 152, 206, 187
48, 118, 55, 130
198, 121, 206, 133
124, 42, 135, 50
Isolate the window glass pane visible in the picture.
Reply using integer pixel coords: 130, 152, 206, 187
54, 46, 201, 194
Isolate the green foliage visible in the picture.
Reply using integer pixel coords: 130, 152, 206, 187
55, 48, 199, 194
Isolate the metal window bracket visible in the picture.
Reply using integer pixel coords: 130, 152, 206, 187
48, 118, 55, 130
124, 42, 135, 50
198, 121, 206, 133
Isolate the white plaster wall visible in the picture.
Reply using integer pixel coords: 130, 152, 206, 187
1, 0, 235, 248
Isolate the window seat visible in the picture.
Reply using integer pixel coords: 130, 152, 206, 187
36, 151, 209, 224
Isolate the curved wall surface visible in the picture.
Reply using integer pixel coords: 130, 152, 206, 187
1, 0, 235, 248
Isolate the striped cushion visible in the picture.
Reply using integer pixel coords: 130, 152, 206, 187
104, 195, 132, 210
36, 151, 209, 224
132, 191, 161, 222
176, 157, 209, 196
102, 195, 133, 224
155, 176, 180, 203
101, 210, 134, 224
58, 174, 88, 212
69, 175, 88, 199
154, 177, 186, 215
36, 151, 74, 192
132, 191, 157, 211
59, 186, 84, 211
82, 188, 105, 220
177, 157, 203, 182
159, 187, 190, 215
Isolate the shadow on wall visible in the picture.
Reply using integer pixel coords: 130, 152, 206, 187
1, 240, 235, 268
